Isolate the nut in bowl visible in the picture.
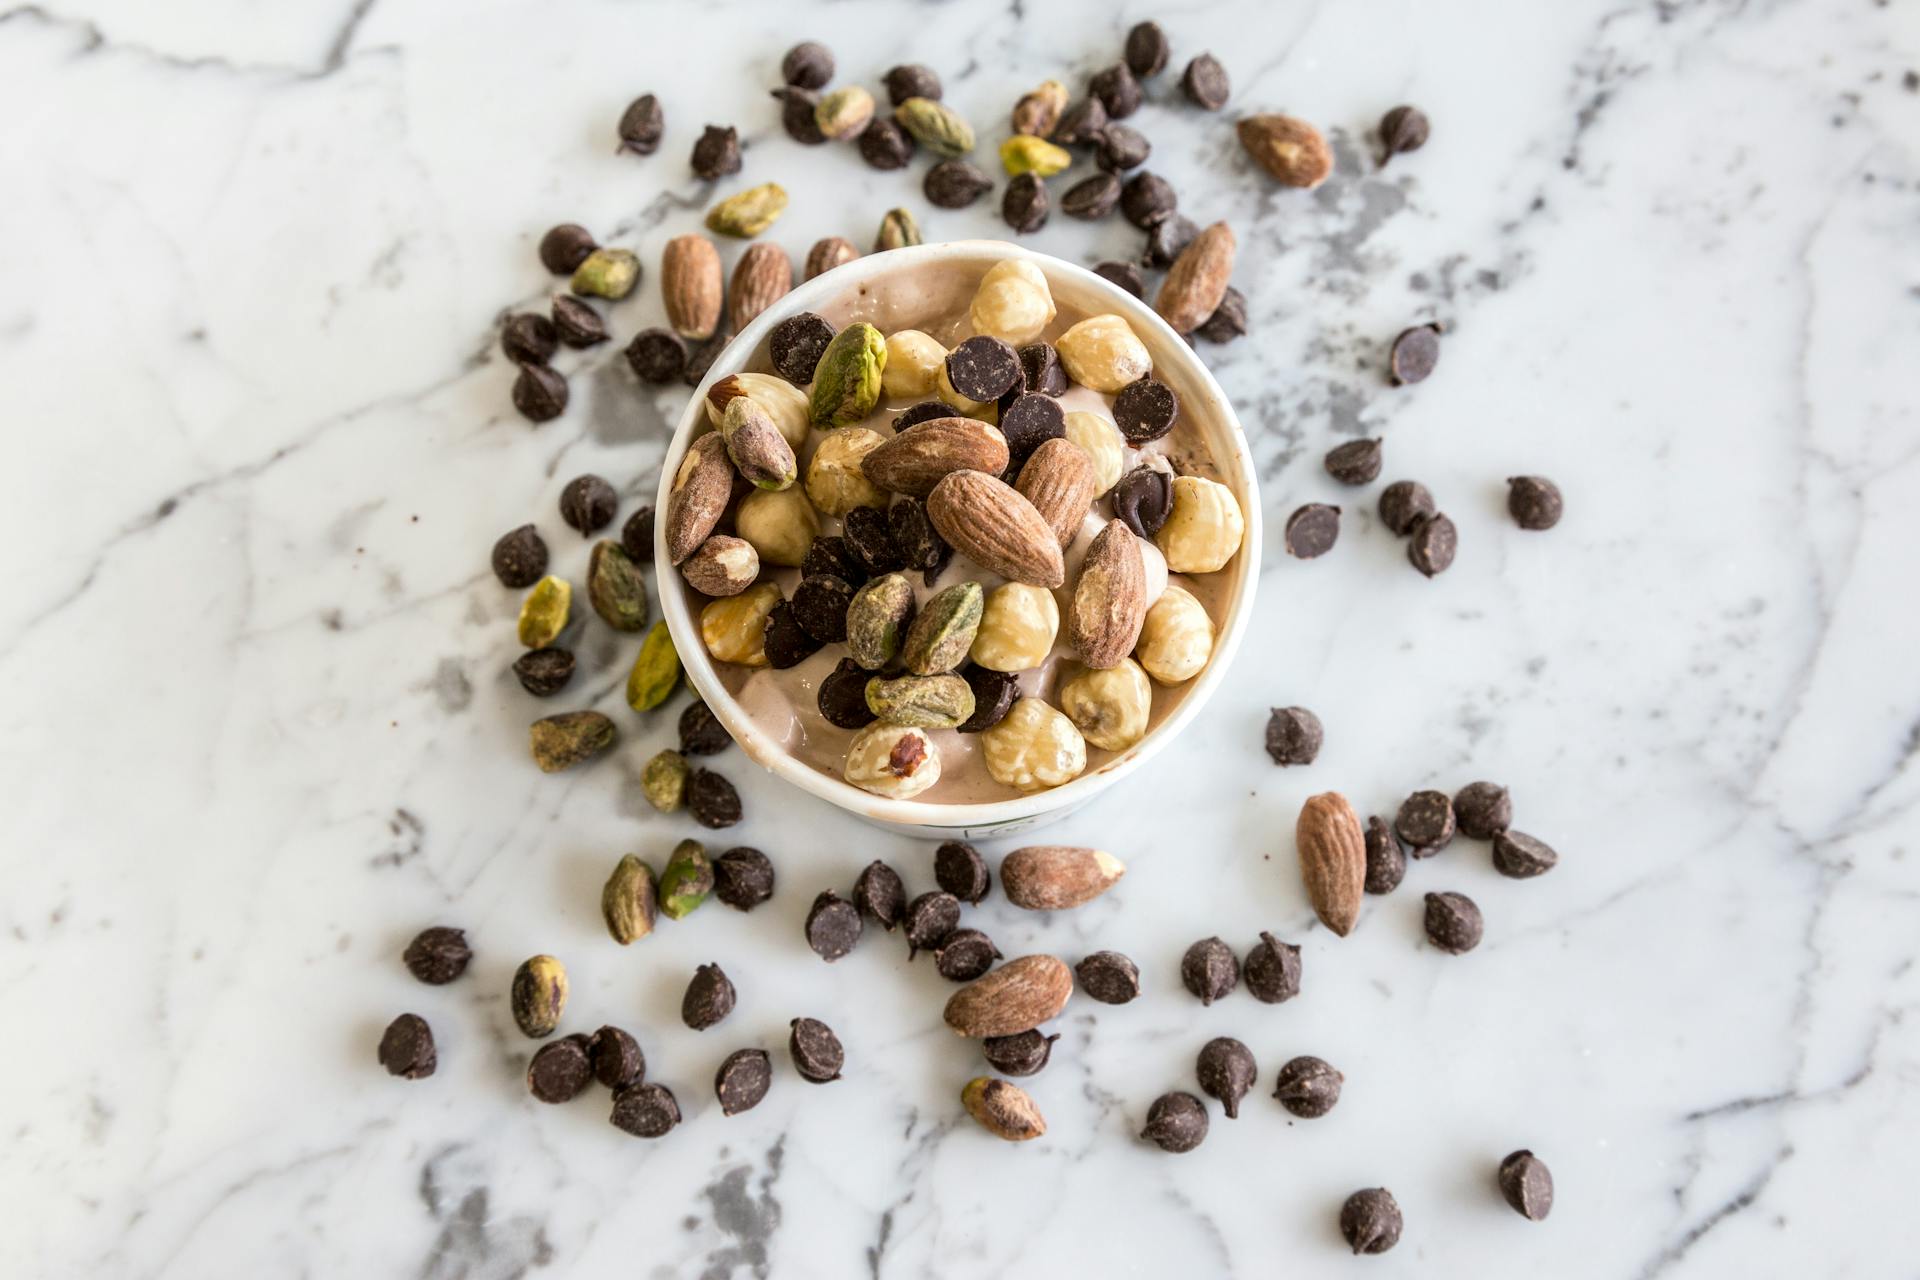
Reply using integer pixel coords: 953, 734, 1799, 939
656, 242, 1260, 837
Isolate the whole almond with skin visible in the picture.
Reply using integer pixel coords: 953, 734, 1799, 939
664, 434, 735, 564
943, 954, 1073, 1037
1155, 221, 1236, 334
728, 243, 792, 331
1068, 522, 1147, 668
1297, 792, 1366, 937
1001, 846, 1126, 910
927, 471, 1065, 588
1015, 437, 1097, 548
862, 418, 1010, 497
1237, 114, 1333, 188
662, 234, 723, 340
805, 236, 859, 280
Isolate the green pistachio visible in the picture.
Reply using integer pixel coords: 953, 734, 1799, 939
901, 581, 984, 674
807, 321, 887, 427
895, 96, 976, 158
659, 838, 714, 919
517, 575, 572, 648
570, 247, 640, 299
845, 573, 918, 670
641, 749, 689, 812
999, 134, 1072, 178
706, 183, 789, 238
587, 541, 649, 632
625, 622, 681, 712
865, 674, 976, 729
510, 954, 569, 1038
875, 207, 922, 252
601, 855, 659, 945
529, 710, 616, 773
720, 395, 799, 490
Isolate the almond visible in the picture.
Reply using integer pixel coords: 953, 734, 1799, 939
1001, 846, 1126, 910
862, 418, 1010, 497
927, 471, 1065, 588
727, 243, 792, 331
1068, 522, 1147, 668
962, 1077, 1046, 1141
1015, 437, 1097, 548
664, 433, 735, 564
943, 954, 1073, 1037
1237, 114, 1333, 188
662, 234, 723, 340
1155, 221, 1236, 335
1297, 791, 1366, 937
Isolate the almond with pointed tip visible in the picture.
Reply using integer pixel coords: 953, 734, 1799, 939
1154, 221, 1236, 334
1067, 522, 1147, 669
727, 242, 793, 330
1001, 846, 1126, 910
926, 470, 1065, 588
862, 418, 1010, 497
1297, 792, 1366, 936
943, 954, 1073, 1037
1015, 437, 1097, 548
662, 234, 723, 340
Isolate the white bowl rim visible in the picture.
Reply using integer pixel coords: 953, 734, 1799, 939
655, 239, 1264, 833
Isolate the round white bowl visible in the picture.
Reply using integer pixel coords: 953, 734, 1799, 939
656, 240, 1262, 839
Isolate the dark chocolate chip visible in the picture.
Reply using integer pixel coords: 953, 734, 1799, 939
1492, 830, 1558, 879
1113, 377, 1179, 444
903, 891, 961, 958
625, 328, 688, 384
772, 87, 826, 145
1112, 466, 1173, 537
1090, 62, 1142, 118
681, 963, 736, 1030
791, 574, 855, 643
1144, 214, 1199, 268
1498, 1150, 1554, 1220
609, 1081, 680, 1138
802, 536, 866, 584
688, 769, 742, 829
1407, 512, 1458, 576
1395, 790, 1456, 855
616, 95, 663, 156
946, 336, 1023, 402
1378, 480, 1435, 535
818, 658, 880, 730
889, 496, 952, 579
1197, 1037, 1256, 1118
682, 334, 726, 388
502, 313, 557, 366
539, 223, 598, 275
805, 890, 862, 961
1284, 504, 1341, 559
858, 117, 915, 170
1263, 706, 1322, 765
550, 295, 608, 348
842, 506, 904, 576
1120, 171, 1176, 228
1180, 53, 1230, 110
1181, 936, 1239, 1005
559, 475, 617, 536
892, 400, 952, 431
1453, 781, 1512, 839
1054, 97, 1109, 146
1017, 343, 1068, 397
1340, 1189, 1402, 1255
1094, 260, 1145, 298
781, 40, 833, 89
1363, 816, 1406, 894
770, 312, 836, 385
512, 363, 569, 422
924, 159, 993, 209
762, 600, 823, 669
403, 927, 472, 985
713, 846, 775, 910
715, 1048, 773, 1116
527, 1035, 594, 1103
513, 647, 576, 697
983, 1029, 1058, 1076
999, 394, 1067, 462
1507, 475, 1563, 530
1002, 173, 1049, 234
1324, 438, 1383, 485
852, 860, 906, 930
1096, 123, 1151, 173
957, 665, 1018, 733
1244, 932, 1301, 1004
1379, 105, 1431, 165
1125, 21, 1170, 77
884, 64, 942, 105
935, 840, 991, 904
788, 1017, 845, 1082
1062, 172, 1121, 219
935, 928, 1001, 982
378, 1013, 435, 1079
1141, 1091, 1208, 1152
621, 506, 655, 560
691, 124, 742, 180
1273, 1054, 1343, 1117
1388, 323, 1441, 385
589, 1025, 644, 1089
1423, 891, 1483, 953
1076, 950, 1141, 1004
491, 525, 549, 588
1193, 286, 1248, 342
678, 701, 733, 756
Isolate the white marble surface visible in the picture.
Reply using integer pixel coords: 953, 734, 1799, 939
3, 1, 1918, 1276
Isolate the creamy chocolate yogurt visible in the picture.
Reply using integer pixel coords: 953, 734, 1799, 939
674, 255, 1248, 805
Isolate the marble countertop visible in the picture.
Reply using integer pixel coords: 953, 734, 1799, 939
4, 1, 1917, 1275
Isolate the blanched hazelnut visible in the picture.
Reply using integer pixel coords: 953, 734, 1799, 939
843, 723, 942, 799
705, 372, 811, 450
981, 697, 1087, 792
882, 330, 947, 397
1059, 657, 1152, 751
734, 485, 820, 567
1062, 411, 1126, 494
970, 582, 1060, 672
968, 259, 1056, 346
1154, 475, 1244, 573
1056, 314, 1152, 392
805, 427, 889, 515
1135, 584, 1214, 684
701, 582, 782, 666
